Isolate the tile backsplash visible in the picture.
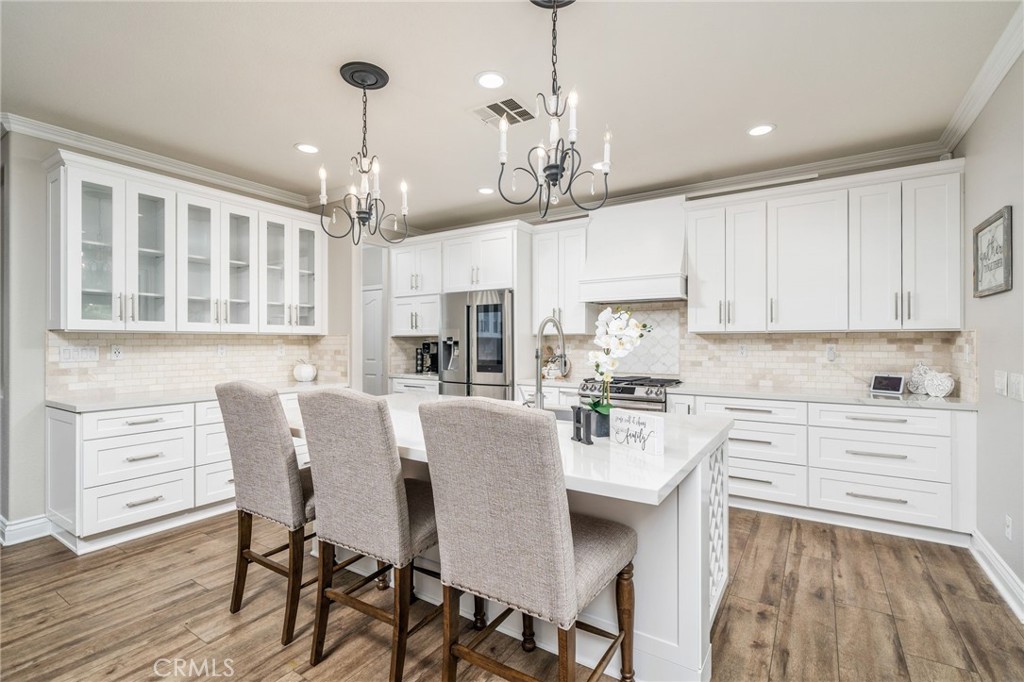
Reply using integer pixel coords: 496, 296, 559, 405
47, 332, 349, 395
559, 302, 978, 401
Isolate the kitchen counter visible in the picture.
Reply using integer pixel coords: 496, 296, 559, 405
666, 384, 977, 411
46, 380, 350, 413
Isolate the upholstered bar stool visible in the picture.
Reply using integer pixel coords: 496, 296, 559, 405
215, 380, 317, 645
298, 388, 443, 680
419, 398, 638, 682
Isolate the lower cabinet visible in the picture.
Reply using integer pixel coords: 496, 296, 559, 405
808, 469, 952, 529
195, 460, 236, 506
729, 458, 808, 507
391, 377, 440, 395
83, 469, 195, 536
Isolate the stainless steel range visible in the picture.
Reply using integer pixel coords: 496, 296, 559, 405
577, 376, 682, 412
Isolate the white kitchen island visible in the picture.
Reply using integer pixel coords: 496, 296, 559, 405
376, 393, 733, 682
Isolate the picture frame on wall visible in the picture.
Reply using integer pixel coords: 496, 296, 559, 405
973, 205, 1012, 297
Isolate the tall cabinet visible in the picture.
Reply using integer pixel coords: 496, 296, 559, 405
532, 219, 595, 335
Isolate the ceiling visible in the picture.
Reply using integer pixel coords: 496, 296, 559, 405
1, 1, 1017, 230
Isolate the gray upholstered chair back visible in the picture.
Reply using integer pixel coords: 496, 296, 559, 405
215, 381, 309, 530
298, 389, 413, 567
419, 398, 577, 626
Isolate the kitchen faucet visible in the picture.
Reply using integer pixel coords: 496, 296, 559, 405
531, 315, 567, 410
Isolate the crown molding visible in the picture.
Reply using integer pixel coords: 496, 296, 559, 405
0, 113, 309, 208
939, 4, 1024, 152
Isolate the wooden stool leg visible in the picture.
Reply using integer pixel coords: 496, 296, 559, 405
442, 585, 463, 682
229, 510, 252, 613
376, 559, 391, 590
390, 565, 413, 682
557, 624, 577, 682
310, 541, 335, 666
473, 595, 487, 630
281, 526, 305, 645
521, 614, 536, 652
616, 562, 636, 682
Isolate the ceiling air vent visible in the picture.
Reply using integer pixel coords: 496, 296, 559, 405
472, 97, 535, 128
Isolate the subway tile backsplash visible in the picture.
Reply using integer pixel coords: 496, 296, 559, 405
47, 332, 349, 396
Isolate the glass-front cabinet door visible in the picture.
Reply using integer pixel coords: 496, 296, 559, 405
293, 221, 320, 332
259, 214, 292, 333
177, 195, 222, 332
259, 215, 324, 334
221, 205, 259, 333
125, 182, 176, 331
66, 166, 126, 330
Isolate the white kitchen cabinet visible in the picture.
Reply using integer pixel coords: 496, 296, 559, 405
259, 214, 326, 334
532, 221, 595, 334
849, 174, 961, 331
443, 229, 515, 292
667, 394, 695, 415
901, 173, 962, 330
391, 240, 442, 296
685, 203, 766, 333
391, 377, 440, 395
390, 295, 440, 336
767, 190, 848, 331
47, 165, 178, 331
220, 205, 260, 332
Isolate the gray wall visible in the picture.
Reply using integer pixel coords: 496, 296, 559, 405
955, 57, 1024, 579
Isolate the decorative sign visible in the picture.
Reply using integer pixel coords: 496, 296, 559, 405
610, 409, 665, 455
973, 205, 1012, 297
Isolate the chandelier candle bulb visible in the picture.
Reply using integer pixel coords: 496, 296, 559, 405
318, 165, 327, 205
400, 181, 408, 214
498, 116, 509, 163
603, 131, 612, 168
568, 90, 578, 143
371, 159, 380, 198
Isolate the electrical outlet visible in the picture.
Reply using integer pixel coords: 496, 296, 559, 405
825, 344, 838, 363
1010, 373, 1024, 402
60, 346, 99, 363
738, 344, 747, 357
217, 344, 227, 358
1006, 514, 1013, 541
995, 370, 1008, 396
110, 345, 123, 361
276, 343, 285, 357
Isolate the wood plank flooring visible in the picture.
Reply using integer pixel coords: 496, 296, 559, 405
2, 508, 1022, 681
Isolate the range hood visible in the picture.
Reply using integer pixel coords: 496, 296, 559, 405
578, 196, 687, 303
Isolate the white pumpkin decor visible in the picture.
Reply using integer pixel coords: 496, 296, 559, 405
925, 372, 955, 398
293, 359, 317, 382
908, 362, 932, 395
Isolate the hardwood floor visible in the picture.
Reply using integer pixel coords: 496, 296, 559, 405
1, 509, 1022, 681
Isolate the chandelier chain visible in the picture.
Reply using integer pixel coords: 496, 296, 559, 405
550, 4, 559, 96
361, 87, 369, 159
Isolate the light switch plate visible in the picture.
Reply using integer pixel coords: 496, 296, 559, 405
995, 370, 1008, 396
1010, 373, 1024, 402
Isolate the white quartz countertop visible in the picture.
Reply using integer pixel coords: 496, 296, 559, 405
666, 384, 977, 411
390, 373, 439, 381
46, 380, 350, 413
384, 392, 733, 506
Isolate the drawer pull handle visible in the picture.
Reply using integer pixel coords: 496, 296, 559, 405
845, 492, 908, 505
845, 449, 908, 460
124, 417, 165, 426
227, 478, 235, 484
845, 415, 908, 424
125, 452, 163, 462
125, 495, 164, 508
724, 406, 774, 414
403, 384, 426, 390
729, 437, 774, 446
730, 475, 773, 485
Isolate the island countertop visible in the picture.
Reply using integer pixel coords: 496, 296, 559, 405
383, 392, 733, 506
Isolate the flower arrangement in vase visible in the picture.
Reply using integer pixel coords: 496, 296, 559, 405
586, 308, 654, 431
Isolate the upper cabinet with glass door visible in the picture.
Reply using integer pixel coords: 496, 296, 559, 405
258, 214, 326, 335
46, 161, 176, 331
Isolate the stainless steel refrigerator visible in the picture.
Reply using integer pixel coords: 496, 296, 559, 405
438, 289, 514, 400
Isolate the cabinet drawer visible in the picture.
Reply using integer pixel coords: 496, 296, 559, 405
196, 423, 231, 466
82, 469, 195, 536
194, 400, 223, 425
809, 468, 951, 529
808, 427, 950, 482
392, 380, 440, 395
808, 403, 951, 436
83, 404, 194, 440
279, 393, 304, 428
195, 461, 235, 507
728, 421, 807, 465
698, 397, 807, 425
83, 427, 194, 488
728, 457, 808, 506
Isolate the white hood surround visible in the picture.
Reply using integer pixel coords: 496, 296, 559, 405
577, 196, 688, 303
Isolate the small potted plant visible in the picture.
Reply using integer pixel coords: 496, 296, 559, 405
587, 307, 653, 436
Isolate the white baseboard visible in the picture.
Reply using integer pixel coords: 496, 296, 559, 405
970, 530, 1024, 623
0, 514, 53, 546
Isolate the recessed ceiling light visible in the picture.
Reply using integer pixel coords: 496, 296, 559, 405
475, 71, 506, 89
747, 124, 776, 137
294, 143, 319, 154
478, 187, 495, 195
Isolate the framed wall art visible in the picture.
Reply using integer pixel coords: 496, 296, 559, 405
973, 205, 1012, 297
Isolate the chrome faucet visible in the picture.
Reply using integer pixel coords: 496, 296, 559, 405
531, 315, 567, 411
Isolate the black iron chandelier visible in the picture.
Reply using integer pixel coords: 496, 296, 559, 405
497, 0, 611, 219
318, 62, 409, 245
